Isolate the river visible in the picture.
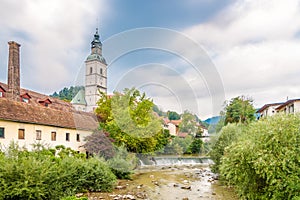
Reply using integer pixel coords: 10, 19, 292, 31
87, 158, 239, 200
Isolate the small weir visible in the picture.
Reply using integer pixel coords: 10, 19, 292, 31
139, 156, 214, 166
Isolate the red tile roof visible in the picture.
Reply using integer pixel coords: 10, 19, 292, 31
0, 82, 74, 111
0, 82, 98, 130
0, 98, 98, 130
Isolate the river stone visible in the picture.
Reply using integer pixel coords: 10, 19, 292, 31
181, 185, 191, 190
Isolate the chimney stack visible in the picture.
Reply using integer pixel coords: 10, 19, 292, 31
7, 41, 21, 101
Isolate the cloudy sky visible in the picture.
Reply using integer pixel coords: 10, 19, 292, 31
1, 0, 300, 119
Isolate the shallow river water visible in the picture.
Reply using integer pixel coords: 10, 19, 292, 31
89, 164, 239, 200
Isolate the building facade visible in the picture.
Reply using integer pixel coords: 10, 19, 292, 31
0, 39, 99, 152
257, 99, 300, 118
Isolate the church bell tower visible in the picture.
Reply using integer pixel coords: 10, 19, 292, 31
85, 29, 107, 112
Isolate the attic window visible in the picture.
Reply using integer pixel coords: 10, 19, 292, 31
20, 93, 31, 103
38, 98, 52, 107
0, 86, 6, 98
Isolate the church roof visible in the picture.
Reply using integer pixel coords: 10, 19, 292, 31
71, 89, 86, 105
86, 53, 107, 64
91, 28, 102, 48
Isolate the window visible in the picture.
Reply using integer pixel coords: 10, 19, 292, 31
100, 68, 103, 75
289, 104, 294, 114
76, 134, 80, 142
90, 67, 93, 74
0, 91, 3, 97
22, 97, 29, 103
51, 132, 56, 141
36, 130, 42, 140
66, 133, 70, 141
0, 127, 4, 138
18, 129, 25, 139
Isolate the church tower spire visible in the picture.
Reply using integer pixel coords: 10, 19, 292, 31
84, 28, 107, 112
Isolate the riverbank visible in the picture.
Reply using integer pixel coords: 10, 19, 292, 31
85, 164, 238, 200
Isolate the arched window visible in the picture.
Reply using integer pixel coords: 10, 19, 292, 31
100, 68, 103, 74
90, 67, 93, 74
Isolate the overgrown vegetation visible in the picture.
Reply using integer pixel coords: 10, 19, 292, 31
0, 143, 116, 200
210, 114, 300, 199
158, 135, 205, 155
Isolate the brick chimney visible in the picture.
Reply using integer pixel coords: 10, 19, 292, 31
7, 41, 21, 101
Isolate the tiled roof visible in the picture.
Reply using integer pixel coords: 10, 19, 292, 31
0, 82, 74, 111
275, 99, 300, 111
162, 118, 182, 126
0, 98, 98, 130
0, 81, 98, 130
256, 102, 284, 113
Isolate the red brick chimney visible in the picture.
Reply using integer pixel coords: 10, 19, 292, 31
7, 41, 21, 101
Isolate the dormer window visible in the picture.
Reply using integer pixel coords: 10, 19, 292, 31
0, 86, 6, 98
38, 98, 52, 107
20, 93, 31, 103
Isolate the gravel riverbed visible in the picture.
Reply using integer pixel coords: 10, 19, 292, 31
84, 165, 238, 200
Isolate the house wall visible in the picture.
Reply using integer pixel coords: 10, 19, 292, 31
202, 128, 209, 137
260, 105, 278, 118
0, 120, 92, 152
167, 123, 177, 136
294, 101, 300, 113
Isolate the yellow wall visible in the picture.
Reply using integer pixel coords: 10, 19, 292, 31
0, 120, 93, 152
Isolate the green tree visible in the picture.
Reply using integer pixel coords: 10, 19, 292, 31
50, 86, 84, 101
96, 88, 170, 153
224, 96, 256, 125
179, 110, 197, 134
187, 138, 204, 154
167, 111, 180, 120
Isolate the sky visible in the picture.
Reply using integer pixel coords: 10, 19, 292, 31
1, 0, 300, 119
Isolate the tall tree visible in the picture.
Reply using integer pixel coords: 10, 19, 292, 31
167, 111, 180, 120
224, 96, 256, 125
179, 110, 197, 134
96, 88, 170, 153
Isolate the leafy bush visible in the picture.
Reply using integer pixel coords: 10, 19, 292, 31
219, 114, 300, 199
107, 145, 137, 179
0, 144, 116, 200
209, 123, 245, 172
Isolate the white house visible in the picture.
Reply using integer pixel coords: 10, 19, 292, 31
257, 102, 283, 119
275, 99, 300, 114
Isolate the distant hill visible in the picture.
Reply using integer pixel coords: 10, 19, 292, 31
204, 116, 221, 125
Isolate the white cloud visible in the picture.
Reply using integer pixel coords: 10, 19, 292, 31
182, 0, 300, 113
0, 0, 109, 94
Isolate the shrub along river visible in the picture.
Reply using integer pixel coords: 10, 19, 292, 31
86, 157, 239, 200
